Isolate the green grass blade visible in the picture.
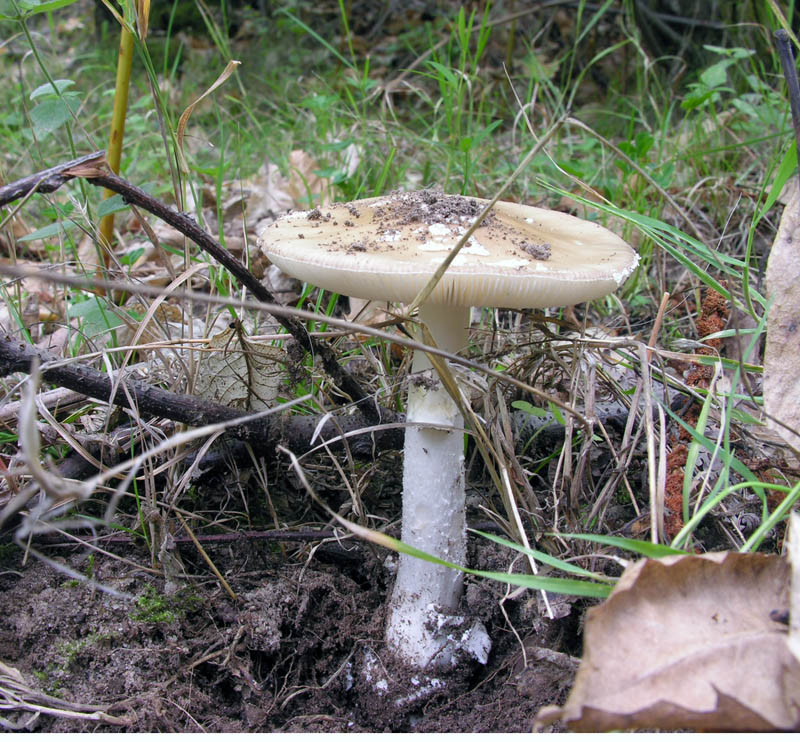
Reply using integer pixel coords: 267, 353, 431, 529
557, 533, 687, 558
741, 479, 800, 553
471, 529, 616, 582
276, 8, 354, 70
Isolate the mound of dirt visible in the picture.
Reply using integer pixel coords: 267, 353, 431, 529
0, 537, 579, 732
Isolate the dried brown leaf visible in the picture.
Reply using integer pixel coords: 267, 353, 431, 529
287, 150, 332, 207
538, 551, 800, 731
247, 162, 296, 221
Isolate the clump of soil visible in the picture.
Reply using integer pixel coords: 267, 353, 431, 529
376, 189, 490, 227
0, 535, 579, 732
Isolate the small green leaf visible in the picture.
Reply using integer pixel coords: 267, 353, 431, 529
511, 400, 548, 418
681, 88, 715, 111
119, 248, 145, 266
549, 400, 566, 425
18, 221, 72, 242
703, 44, 753, 60
30, 95, 80, 137
30, 79, 75, 100
67, 297, 125, 336
699, 59, 732, 89
755, 145, 797, 221
17, 0, 80, 14
97, 194, 128, 218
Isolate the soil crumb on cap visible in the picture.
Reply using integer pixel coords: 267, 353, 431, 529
375, 190, 493, 228
520, 241, 551, 260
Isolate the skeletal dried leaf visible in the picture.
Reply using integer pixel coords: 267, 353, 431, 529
248, 162, 296, 220
194, 325, 285, 411
537, 551, 800, 731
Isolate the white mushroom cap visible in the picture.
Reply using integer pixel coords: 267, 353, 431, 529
258, 191, 638, 308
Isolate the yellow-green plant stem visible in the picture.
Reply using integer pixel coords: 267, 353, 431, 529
98, 24, 135, 284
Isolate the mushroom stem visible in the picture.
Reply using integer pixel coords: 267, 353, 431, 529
259, 191, 639, 672
386, 304, 471, 669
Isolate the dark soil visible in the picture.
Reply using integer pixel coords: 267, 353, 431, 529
0, 532, 580, 732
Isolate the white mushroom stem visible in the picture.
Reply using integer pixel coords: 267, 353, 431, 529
385, 303, 472, 669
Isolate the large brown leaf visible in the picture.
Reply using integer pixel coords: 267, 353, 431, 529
537, 551, 800, 731
765, 181, 800, 450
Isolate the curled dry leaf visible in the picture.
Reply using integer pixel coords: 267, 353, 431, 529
176, 60, 241, 173
536, 551, 800, 732
764, 180, 800, 450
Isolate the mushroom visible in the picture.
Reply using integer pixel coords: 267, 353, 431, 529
258, 191, 638, 670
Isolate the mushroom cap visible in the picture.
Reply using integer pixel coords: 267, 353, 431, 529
258, 191, 638, 308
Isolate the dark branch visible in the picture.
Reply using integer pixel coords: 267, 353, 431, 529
0, 335, 403, 461
0, 151, 105, 205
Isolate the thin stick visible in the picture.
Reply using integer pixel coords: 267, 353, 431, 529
0, 151, 104, 206
174, 510, 237, 601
